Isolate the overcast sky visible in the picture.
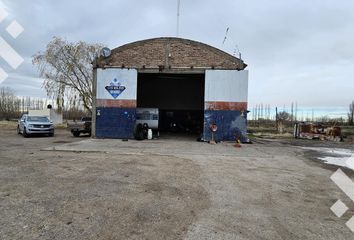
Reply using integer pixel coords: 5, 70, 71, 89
0, 0, 353, 109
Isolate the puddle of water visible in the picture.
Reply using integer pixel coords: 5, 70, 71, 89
302, 147, 354, 170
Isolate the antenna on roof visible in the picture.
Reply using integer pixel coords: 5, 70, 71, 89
176, 0, 181, 37
233, 44, 242, 60
222, 27, 229, 45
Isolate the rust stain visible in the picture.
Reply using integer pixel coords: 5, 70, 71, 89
96, 99, 137, 108
205, 101, 247, 111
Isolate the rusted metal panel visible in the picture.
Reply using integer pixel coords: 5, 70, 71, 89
203, 70, 249, 142
205, 101, 247, 111
96, 99, 136, 108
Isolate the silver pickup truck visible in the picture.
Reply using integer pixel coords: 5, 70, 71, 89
17, 114, 54, 137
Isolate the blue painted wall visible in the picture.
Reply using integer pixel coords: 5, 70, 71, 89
203, 110, 248, 142
96, 107, 136, 139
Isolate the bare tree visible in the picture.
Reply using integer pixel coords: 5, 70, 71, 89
277, 111, 291, 122
0, 87, 21, 120
349, 101, 354, 125
32, 37, 103, 113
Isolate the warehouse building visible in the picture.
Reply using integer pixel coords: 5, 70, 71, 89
92, 37, 249, 141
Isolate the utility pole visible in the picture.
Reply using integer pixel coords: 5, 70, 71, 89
295, 102, 298, 122
275, 107, 278, 132
176, 0, 180, 37
291, 102, 294, 123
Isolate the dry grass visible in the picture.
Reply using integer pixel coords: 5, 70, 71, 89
54, 123, 67, 129
0, 121, 17, 130
341, 126, 354, 142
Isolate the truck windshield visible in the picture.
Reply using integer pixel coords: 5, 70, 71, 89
27, 116, 50, 122
81, 117, 92, 121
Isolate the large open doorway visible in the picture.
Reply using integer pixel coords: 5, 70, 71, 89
137, 73, 205, 138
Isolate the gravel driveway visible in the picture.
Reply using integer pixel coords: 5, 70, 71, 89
1, 127, 354, 239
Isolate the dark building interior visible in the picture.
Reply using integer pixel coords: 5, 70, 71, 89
137, 73, 205, 134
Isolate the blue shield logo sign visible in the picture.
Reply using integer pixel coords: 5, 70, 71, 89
105, 78, 126, 99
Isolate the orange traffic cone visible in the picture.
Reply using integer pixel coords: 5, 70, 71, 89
234, 139, 241, 148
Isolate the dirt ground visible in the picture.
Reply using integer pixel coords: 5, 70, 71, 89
1, 126, 354, 239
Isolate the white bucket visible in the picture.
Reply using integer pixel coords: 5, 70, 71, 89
147, 129, 153, 140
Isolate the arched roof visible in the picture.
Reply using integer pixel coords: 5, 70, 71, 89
96, 37, 247, 71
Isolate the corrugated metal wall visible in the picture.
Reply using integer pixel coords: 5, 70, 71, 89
203, 70, 248, 141
95, 68, 137, 138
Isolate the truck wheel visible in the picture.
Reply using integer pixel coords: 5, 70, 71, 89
49, 133, 54, 137
22, 127, 29, 138
134, 124, 144, 140
73, 132, 80, 137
